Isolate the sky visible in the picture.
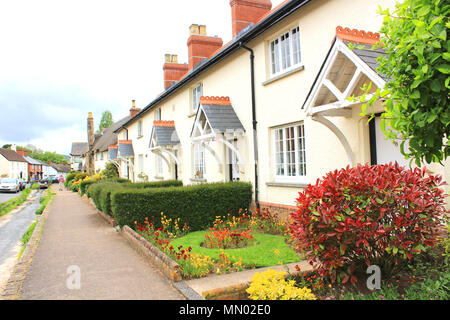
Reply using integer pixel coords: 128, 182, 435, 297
0, 0, 285, 155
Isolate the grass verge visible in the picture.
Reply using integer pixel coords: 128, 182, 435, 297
0, 184, 39, 217
18, 220, 38, 259
169, 231, 301, 268
36, 187, 56, 215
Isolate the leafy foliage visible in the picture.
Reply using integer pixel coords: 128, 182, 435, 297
246, 269, 316, 300
97, 111, 114, 133
111, 182, 253, 231
100, 162, 119, 179
357, 0, 449, 165
290, 163, 448, 284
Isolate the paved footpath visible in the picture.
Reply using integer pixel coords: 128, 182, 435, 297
19, 188, 184, 300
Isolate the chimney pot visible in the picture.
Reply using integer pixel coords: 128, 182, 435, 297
199, 25, 207, 36
189, 24, 200, 35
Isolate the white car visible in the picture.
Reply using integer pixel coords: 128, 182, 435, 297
0, 178, 20, 193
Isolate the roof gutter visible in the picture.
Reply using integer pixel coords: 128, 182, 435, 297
114, 0, 312, 133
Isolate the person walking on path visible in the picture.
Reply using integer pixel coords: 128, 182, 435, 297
58, 175, 64, 191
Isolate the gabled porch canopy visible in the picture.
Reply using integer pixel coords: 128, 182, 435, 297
302, 26, 388, 166
190, 96, 245, 169
303, 26, 387, 117
149, 120, 180, 166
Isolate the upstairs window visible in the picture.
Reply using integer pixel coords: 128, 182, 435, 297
270, 26, 301, 76
192, 83, 203, 113
155, 108, 161, 121
137, 120, 143, 137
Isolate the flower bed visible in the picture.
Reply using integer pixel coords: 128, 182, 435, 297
134, 210, 301, 279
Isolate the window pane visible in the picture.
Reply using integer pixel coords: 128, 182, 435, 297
281, 32, 291, 70
271, 40, 280, 74
292, 27, 301, 65
275, 129, 284, 175
193, 84, 203, 112
298, 124, 306, 176
285, 127, 296, 176
194, 144, 205, 177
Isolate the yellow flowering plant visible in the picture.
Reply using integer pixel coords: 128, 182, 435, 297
246, 269, 316, 300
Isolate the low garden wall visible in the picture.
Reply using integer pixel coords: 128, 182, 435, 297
121, 225, 183, 282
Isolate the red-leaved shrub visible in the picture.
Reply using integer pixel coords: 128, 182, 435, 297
290, 163, 448, 284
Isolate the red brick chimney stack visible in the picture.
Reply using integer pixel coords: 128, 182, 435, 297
16, 148, 28, 157
163, 54, 189, 89
187, 24, 223, 71
129, 99, 141, 118
230, 0, 272, 37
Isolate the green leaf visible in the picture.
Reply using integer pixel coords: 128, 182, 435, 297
393, 247, 398, 255
436, 64, 450, 74
430, 79, 442, 92
410, 89, 421, 99
417, 5, 431, 16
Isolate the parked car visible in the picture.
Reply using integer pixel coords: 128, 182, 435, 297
0, 178, 20, 193
38, 179, 49, 189
17, 178, 26, 191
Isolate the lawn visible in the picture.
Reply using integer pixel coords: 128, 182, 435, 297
170, 230, 301, 268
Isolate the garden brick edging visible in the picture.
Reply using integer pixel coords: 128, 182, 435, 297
0, 192, 52, 300
121, 225, 183, 282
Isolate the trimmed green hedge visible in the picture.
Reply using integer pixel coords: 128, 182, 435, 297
79, 180, 98, 195
86, 180, 182, 216
121, 180, 182, 189
111, 182, 253, 231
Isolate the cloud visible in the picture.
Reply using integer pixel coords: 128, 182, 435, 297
0, 0, 285, 154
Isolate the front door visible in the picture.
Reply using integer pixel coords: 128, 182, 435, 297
370, 116, 410, 167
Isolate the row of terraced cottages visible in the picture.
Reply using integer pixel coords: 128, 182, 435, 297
83, 0, 449, 217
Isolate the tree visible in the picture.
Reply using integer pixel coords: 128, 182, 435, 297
97, 111, 114, 133
357, 0, 449, 165
101, 162, 119, 179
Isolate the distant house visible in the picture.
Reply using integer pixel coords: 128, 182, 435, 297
15, 148, 43, 182
0, 147, 29, 180
49, 162, 71, 178
70, 142, 88, 171
39, 160, 53, 180
92, 115, 131, 173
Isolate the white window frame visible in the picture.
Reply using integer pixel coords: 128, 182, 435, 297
139, 154, 144, 173
100, 152, 104, 160
272, 122, 307, 183
269, 26, 302, 77
193, 143, 206, 179
155, 108, 161, 121
157, 156, 163, 175
192, 83, 203, 113
137, 120, 143, 137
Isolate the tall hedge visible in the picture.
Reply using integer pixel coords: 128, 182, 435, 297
121, 180, 182, 189
79, 180, 98, 195
111, 182, 253, 231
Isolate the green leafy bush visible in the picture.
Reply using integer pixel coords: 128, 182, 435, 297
98, 183, 125, 215
65, 171, 78, 187
79, 179, 100, 195
111, 182, 253, 231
